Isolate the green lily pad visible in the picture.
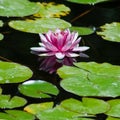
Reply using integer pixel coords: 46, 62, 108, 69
0, 95, 27, 109
97, 22, 120, 42
34, 2, 70, 18
0, 61, 33, 84
58, 62, 120, 97
37, 105, 93, 120
0, 0, 39, 17
107, 117, 120, 120
0, 87, 2, 94
70, 26, 95, 35
19, 80, 59, 98
106, 99, 120, 118
9, 18, 71, 34
0, 110, 35, 120
0, 20, 3, 27
61, 98, 109, 115
0, 20, 4, 40
67, 0, 109, 5
24, 102, 54, 114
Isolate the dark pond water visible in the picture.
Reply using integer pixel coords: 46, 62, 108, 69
0, 0, 120, 120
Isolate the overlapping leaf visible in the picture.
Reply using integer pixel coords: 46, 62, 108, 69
34, 2, 70, 18
58, 62, 120, 97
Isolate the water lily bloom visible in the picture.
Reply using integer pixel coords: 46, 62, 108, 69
30, 29, 90, 59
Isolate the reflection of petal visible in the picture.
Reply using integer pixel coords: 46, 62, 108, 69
80, 53, 89, 58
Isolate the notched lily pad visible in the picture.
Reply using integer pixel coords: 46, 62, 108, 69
58, 62, 120, 97
0, 61, 33, 84
61, 98, 109, 115
67, 0, 109, 5
0, 0, 40, 17
9, 18, 71, 34
34, 2, 70, 18
0, 95, 27, 109
70, 26, 95, 35
19, 80, 59, 98
106, 99, 120, 118
97, 22, 120, 42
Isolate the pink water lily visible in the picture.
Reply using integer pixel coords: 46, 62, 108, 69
30, 29, 90, 59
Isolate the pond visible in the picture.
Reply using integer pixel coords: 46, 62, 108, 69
0, 0, 120, 120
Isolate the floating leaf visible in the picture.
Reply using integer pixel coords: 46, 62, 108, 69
37, 105, 93, 120
34, 2, 70, 18
0, 95, 27, 109
106, 99, 120, 118
0, 110, 35, 120
0, 20, 3, 27
0, 20, 4, 40
97, 22, 120, 42
107, 116, 120, 120
61, 98, 109, 115
70, 26, 95, 35
67, 0, 110, 5
9, 18, 71, 34
0, 61, 33, 84
19, 80, 59, 98
24, 102, 54, 114
58, 62, 120, 97
0, 87, 2, 94
0, 0, 39, 17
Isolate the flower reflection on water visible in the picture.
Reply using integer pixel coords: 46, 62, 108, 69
38, 56, 76, 74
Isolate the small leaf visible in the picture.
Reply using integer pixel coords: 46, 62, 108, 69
0, 33, 4, 40
0, 0, 40, 17
0, 110, 35, 120
0, 20, 3, 27
67, 0, 110, 5
97, 22, 120, 42
107, 116, 120, 120
106, 99, 120, 118
0, 61, 33, 84
24, 102, 54, 114
0, 95, 27, 109
9, 18, 71, 34
70, 26, 95, 35
34, 2, 70, 18
19, 80, 59, 98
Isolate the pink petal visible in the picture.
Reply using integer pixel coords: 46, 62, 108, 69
73, 46, 90, 52
30, 47, 47, 52
66, 52, 80, 57
55, 52, 65, 59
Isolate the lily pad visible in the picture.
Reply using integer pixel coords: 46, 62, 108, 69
61, 98, 109, 115
0, 87, 2, 94
0, 0, 40, 17
24, 102, 54, 114
37, 105, 93, 120
107, 117, 120, 120
0, 95, 27, 109
97, 22, 120, 42
34, 2, 70, 18
0, 110, 35, 120
67, 0, 109, 5
0, 61, 33, 84
18, 80, 59, 98
106, 99, 120, 118
0, 20, 4, 40
70, 26, 95, 35
9, 18, 71, 33
58, 62, 120, 97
